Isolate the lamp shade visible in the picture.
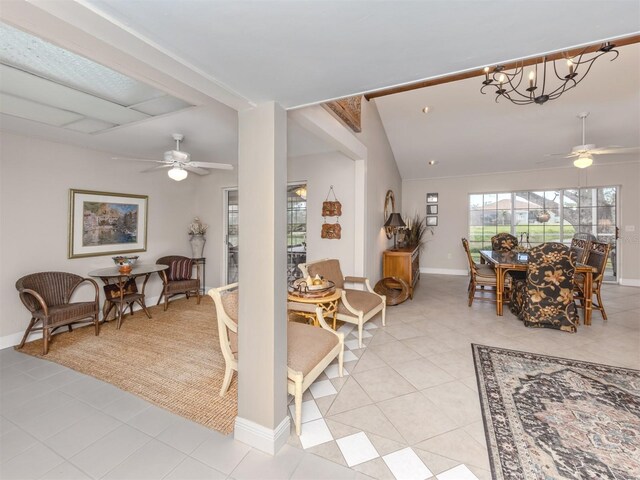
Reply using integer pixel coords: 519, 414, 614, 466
384, 212, 406, 228
168, 165, 188, 181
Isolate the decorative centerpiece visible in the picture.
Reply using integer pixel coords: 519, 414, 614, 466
288, 275, 336, 298
112, 255, 138, 273
188, 217, 208, 258
401, 213, 433, 252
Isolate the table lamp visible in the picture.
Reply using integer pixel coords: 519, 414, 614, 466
384, 213, 406, 250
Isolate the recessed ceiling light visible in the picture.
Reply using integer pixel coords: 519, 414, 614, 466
428, 160, 438, 166
422, 106, 430, 114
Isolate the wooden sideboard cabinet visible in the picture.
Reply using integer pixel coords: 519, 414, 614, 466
382, 246, 420, 299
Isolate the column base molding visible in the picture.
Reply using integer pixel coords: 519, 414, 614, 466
234, 415, 290, 455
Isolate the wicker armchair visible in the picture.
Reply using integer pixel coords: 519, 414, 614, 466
156, 256, 200, 311
209, 283, 344, 435
462, 238, 509, 306
569, 237, 590, 264
574, 241, 611, 320
299, 259, 386, 348
15, 272, 100, 355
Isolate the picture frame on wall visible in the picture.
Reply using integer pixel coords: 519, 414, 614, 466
68, 189, 148, 259
427, 204, 438, 215
426, 192, 438, 203
426, 215, 438, 227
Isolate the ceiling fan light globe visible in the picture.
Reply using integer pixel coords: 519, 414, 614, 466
573, 155, 593, 169
168, 166, 188, 181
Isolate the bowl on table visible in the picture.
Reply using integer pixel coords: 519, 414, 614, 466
112, 256, 139, 273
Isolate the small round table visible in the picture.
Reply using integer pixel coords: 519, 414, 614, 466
89, 264, 168, 329
287, 289, 342, 329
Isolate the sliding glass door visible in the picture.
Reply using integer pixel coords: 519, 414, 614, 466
223, 184, 307, 284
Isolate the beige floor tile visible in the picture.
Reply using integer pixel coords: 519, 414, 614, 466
351, 457, 395, 480
366, 432, 407, 456
352, 366, 416, 402
351, 350, 388, 374
420, 381, 481, 427
369, 341, 422, 366
327, 377, 374, 416
377, 392, 458, 445
415, 427, 490, 471
412, 448, 460, 475
325, 418, 362, 440
424, 348, 476, 379
367, 331, 398, 347
392, 358, 455, 390
327, 404, 405, 443
307, 440, 348, 466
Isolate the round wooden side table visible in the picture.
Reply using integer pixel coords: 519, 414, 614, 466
287, 289, 342, 329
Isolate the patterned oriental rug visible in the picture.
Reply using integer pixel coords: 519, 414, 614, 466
19, 296, 237, 435
472, 344, 640, 480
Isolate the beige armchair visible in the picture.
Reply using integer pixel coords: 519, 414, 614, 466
209, 284, 344, 435
299, 259, 386, 348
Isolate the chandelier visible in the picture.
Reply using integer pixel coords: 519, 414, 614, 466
480, 42, 619, 105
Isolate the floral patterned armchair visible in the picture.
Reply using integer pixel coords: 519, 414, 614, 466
509, 243, 579, 333
491, 233, 518, 252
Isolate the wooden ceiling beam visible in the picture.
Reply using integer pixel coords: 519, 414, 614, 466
364, 33, 640, 100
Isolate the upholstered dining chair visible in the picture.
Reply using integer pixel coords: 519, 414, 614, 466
574, 240, 611, 320
461, 238, 508, 306
15, 272, 100, 355
491, 232, 518, 252
209, 283, 344, 436
156, 255, 200, 311
299, 259, 385, 348
509, 243, 579, 332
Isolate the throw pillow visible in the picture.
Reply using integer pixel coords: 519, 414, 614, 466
168, 258, 194, 281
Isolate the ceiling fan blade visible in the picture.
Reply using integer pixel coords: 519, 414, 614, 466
536, 158, 566, 165
182, 165, 210, 175
112, 156, 163, 164
590, 146, 640, 155
544, 152, 575, 158
140, 164, 171, 173
188, 161, 234, 170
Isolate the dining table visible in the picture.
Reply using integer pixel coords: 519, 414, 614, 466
89, 264, 168, 329
479, 250, 596, 325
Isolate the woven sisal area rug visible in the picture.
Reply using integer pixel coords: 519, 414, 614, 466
472, 344, 640, 480
19, 296, 237, 435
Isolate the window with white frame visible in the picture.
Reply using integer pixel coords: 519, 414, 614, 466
468, 186, 618, 280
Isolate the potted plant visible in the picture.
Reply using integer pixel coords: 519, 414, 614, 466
188, 217, 208, 258
402, 213, 432, 253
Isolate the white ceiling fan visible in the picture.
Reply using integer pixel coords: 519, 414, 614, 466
113, 133, 233, 181
544, 112, 639, 168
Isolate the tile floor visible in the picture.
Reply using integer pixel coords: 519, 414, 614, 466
1, 274, 638, 479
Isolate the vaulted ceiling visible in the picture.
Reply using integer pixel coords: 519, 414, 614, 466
1, 1, 639, 175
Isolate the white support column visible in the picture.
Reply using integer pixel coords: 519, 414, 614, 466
235, 102, 289, 454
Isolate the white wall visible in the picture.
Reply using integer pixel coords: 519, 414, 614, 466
402, 162, 640, 284
357, 99, 403, 282
0, 132, 198, 346
289, 152, 356, 274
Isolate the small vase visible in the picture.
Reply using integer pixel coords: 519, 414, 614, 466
190, 234, 206, 258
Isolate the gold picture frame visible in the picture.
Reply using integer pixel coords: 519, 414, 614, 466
68, 189, 148, 259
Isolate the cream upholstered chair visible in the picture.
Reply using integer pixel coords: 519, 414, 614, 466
209, 284, 344, 435
299, 259, 386, 348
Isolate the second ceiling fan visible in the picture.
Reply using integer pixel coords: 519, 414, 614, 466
544, 112, 639, 168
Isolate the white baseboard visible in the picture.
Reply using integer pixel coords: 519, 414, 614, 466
234, 415, 290, 455
620, 279, 640, 287
420, 267, 468, 276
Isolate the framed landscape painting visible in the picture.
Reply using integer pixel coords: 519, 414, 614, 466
68, 189, 148, 258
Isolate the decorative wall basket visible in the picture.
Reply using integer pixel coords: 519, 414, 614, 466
321, 223, 342, 239
321, 185, 342, 239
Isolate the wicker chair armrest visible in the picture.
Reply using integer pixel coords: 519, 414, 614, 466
158, 269, 169, 285
18, 288, 49, 315
67, 277, 100, 304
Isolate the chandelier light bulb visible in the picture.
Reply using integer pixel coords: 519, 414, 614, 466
573, 155, 593, 169
168, 165, 188, 181
528, 71, 535, 88
567, 59, 575, 75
